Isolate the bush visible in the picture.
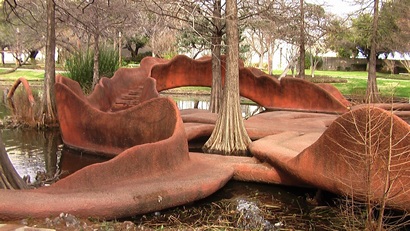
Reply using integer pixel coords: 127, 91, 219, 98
135, 51, 152, 63
99, 47, 119, 78
65, 50, 93, 90
65, 46, 119, 91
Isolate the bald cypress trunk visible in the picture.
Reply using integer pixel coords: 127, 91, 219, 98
209, 0, 223, 114
41, 0, 57, 126
366, 0, 381, 103
299, 0, 305, 79
203, 0, 251, 156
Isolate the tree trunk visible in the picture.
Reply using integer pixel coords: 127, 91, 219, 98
299, 0, 306, 79
41, 0, 57, 126
92, 32, 100, 89
1, 51, 4, 66
311, 59, 319, 78
279, 55, 298, 80
258, 54, 264, 69
118, 32, 122, 67
203, 0, 251, 156
209, 40, 222, 113
0, 132, 27, 189
311, 53, 319, 78
366, 0, 381, 103
267, 36, 273, 75
209, 0, 223, 114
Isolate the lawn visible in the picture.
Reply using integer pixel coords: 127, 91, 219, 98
316, 70, 410, 99
272, 70, 410, 99
0, 68, 45, 81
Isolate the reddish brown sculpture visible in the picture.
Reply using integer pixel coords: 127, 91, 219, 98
6, 77, 36, 124
2, 55, 409, 221
249, 106, 410, 211
181, 108, 337, 141
55, 73, 159, 156
0, 97, 234, 220
148, 55, 350, 113
55, 55, 350, 155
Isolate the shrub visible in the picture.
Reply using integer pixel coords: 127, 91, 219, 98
65, 49, 93, 90
65, 46, 119, 91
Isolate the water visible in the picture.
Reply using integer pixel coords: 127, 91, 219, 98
171, 94, 263, 118
1, 128, 61, 182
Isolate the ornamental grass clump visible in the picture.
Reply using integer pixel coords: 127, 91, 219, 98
65, 46, 119, 92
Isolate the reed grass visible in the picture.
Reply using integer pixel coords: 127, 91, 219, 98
64, 46, 119, 91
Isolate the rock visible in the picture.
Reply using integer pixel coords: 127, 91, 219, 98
236, 198, 273, 230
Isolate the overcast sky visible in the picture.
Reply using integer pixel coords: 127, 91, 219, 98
308, 0, 363, 17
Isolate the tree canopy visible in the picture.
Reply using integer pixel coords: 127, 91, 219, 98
327, 0, 410, 59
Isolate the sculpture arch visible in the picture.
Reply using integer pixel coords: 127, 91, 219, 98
147, 55, 350, 114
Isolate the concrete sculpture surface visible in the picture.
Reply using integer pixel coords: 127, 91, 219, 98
249, 106, 410, 211
149, 55, 350, 113
55, 73, 159, 156
0, 55, 409, 220
0, 97, 234, 220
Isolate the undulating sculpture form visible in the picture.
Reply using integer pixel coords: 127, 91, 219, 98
55, 55, 352, 156
0, 97, 234, 220
55, 73, 159, 156
0, 55, 409, 220
149, 55, 350, 114
249, 106, 410, 211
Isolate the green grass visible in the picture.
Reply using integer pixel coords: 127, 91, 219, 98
272, 70, 410, 99
0, 68, 45, 81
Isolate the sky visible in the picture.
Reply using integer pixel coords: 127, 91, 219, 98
308, 0, 362, 17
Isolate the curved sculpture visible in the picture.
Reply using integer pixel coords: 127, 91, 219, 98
0, 97, 234, 220
6, 77, 36, 123
7, 77, 35, 106
148, 55, 350, 113
249, 106, 410, 211
55, 73, 159, 156
2, 55, 408, 221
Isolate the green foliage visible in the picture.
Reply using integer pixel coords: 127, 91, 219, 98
135, 51, 152, 63
98, 47, 119, 77
337, 47, 353, 59
177, 29, 210, 58
162, 51, 178, 60
64, 50, 93, 90
351, 13, 373, 57
65, 46, 119, 91
0, 69, 44, 80
327, 0, 409, 59
305, 52, 323, 70
124, 34, 149, 62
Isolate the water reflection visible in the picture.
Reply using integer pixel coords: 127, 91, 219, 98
59, 147, 108, 178
1, 128, 62, 183
171, 95, 263, 118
